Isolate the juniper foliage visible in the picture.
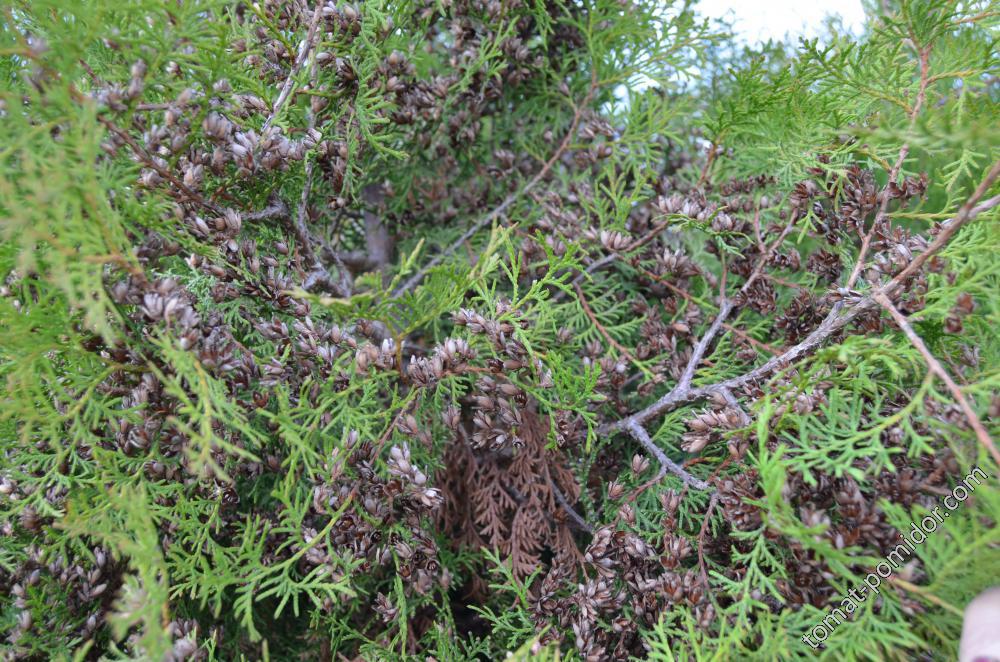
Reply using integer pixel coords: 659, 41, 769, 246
0, 0, 998, 660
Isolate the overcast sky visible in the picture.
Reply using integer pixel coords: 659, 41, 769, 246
696, 0, 867, 45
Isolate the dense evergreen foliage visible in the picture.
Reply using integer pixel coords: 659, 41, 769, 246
1, 0, 998, 659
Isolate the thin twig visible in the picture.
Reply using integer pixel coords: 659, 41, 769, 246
953, 9, 1000, 25
697, 493, 719, 592
846, 148, 910, 289
888, 577, 964, 617
874, 292, 1000, 467
574, 283, 640, 366
551, 480, 593, 534
626, 421, 712, 491
293, 43, 349, 297
262, 2, 325, 132
762, 272, 808, 291
846, 45, 932, 288
639, 267, 780, 355
628, 217, 676, 253
393, 73, 598, 297
677, 299, 732, 393
882, 162, 1000, 294
750, 203, 766, 254
244, 197, 289, 222
101, 120, 224, 215
562, 254, 620, 298
740, 208, 798, 296
561, 217, 682, 297
696, 142, 720, 187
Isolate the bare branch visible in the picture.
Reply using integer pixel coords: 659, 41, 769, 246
262, 2, 325, 132
883, 162, 1000, 294
626, 421, 713, 491
697, 493, 720, 592
551, 480, 594, 534
636, 266, 780, 355
739, 210, 797, 295
293, 26, 350, 297
874, 292, 1000, 467
244, 197, 289, 222
606, 159, 1000, 435
362, 184, 393, 281
750, 203, 766, 254
677, 299, 732, 392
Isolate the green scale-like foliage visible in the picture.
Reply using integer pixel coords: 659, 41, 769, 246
1, 0, 998, 660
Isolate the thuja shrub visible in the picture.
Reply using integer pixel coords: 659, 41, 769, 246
1, 0, 998, 659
